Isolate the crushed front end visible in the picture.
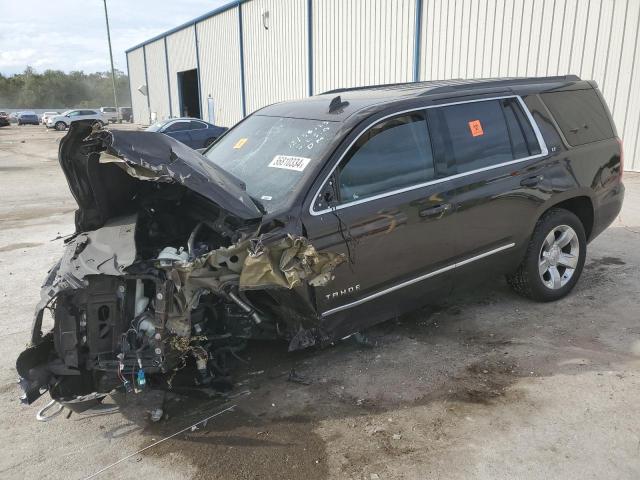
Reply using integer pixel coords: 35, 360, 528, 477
17, 121, 344, 410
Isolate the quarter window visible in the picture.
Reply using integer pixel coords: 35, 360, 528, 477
338, 113, 435, 203
541, 89, 614, 146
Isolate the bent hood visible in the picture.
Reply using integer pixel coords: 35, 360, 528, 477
60, 121, 262, 231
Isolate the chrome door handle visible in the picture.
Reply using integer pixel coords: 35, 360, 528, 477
419, 203, 452, 219
520, 175, 543, 188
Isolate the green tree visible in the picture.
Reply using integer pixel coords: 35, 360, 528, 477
0, 67, 131, 108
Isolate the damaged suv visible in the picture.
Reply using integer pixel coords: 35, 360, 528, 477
17, 76, 624, 412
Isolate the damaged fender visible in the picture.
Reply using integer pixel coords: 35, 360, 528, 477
18, 121, 345, 407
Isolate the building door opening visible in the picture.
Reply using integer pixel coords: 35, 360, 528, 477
178, 69, 200, 118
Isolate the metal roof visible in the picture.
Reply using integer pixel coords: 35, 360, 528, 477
125, 0, 250, 54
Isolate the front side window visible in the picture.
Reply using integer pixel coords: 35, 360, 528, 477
338, 113, 435, 203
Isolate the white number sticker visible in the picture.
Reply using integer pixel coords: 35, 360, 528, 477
268, 155, 311, 172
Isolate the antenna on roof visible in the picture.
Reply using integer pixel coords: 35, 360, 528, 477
328, 95, 350, 114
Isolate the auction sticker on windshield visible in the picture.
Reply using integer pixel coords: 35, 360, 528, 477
268, 155, 311, 172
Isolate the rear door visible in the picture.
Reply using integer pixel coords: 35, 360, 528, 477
189, 120, 209, 147
303, 110, 456, 334
426, 96, 549, 282
163, 120, 193, 146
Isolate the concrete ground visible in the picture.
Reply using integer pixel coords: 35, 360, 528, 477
1, 123, 639, 480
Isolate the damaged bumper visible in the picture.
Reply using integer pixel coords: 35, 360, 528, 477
17, 121, 344, 408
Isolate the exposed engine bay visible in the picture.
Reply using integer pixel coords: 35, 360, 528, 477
17, 121, 344, 412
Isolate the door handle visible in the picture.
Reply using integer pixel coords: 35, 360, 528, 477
520, 175, 543, 188
419, 203, 452, 219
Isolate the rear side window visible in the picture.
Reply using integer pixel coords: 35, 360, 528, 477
165, 121, 190, 132
338, 113, 435, 203
541, 89, 614, 146
190, 120, 207, 130
428, 98, 541, 175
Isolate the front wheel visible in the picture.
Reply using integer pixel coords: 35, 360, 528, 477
55, 121, 67, 131
507, 208, 586, 302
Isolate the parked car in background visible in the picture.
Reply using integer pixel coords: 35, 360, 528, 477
0, 112, 9, 127
41, 111, 59, 125
146, 117, 227, 149
8, 113, 18, 124
119, 106, 132, 122
46, 109, 104, 131
100, 107, 118, 123
17, 112, 40, 125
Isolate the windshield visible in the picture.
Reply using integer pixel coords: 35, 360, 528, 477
146, 120, 172, 132
204, 115, 340, 213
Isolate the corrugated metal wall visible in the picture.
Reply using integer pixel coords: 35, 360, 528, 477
127, 0, 640, 170
242, 0, 309, 113
312, 0, 416, 93
198, 8, 244, 127
419, 0, 640, 171
126, 47, 149, 124
144, 39, 171, 122
166, 26, 197, 118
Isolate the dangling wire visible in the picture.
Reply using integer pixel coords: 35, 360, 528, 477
330, 205, 357, 270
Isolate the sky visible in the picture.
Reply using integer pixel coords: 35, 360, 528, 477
0, 0, 229, 75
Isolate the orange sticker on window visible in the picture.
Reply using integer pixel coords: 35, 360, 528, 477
233, 138, 248, 149
468, 120, 484, 137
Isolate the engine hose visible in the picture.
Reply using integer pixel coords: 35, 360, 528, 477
187, 222, 204, 259
228, 291, 262, 324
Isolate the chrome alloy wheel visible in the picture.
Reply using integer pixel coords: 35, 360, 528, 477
538, 224, 580, 290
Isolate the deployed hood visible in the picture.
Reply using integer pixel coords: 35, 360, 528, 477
60, 121, 262, 231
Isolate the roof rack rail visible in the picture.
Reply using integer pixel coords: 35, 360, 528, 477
319, 75, 582, 97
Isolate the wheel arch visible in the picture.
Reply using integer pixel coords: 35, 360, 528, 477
537, 194, 595, 241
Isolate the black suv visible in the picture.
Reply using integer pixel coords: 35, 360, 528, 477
18, 76, 624, 409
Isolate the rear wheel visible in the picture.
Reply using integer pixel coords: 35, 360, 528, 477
55, 121, 67, 131
507, 208, 586, 302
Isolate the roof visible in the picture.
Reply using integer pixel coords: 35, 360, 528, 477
126, 0, 249, 53
256, 76, 585, 122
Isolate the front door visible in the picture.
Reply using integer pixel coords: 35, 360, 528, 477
303, 110, 456, 336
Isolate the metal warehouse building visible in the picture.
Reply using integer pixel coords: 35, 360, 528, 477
126, 0, 640, 171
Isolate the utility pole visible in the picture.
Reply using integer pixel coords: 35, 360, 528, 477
102, 0, 119, 117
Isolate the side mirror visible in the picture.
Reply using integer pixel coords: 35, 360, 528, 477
65, 114, 70, 118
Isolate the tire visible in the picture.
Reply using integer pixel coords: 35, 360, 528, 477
506, 208, 587, 302
55, 121, 67, 131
